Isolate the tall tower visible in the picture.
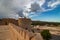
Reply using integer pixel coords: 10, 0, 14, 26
18, 18, 32, 30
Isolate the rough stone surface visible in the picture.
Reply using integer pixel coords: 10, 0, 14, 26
0, 23, 43, 40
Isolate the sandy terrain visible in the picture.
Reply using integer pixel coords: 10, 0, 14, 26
0, 25, 13, 40
34, 26, 60, 40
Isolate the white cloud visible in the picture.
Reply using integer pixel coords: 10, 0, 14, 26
0, 0, 60, 19
48, 0, 60, 8
26, 0, 60, 18
0, 0, 46, 18
36, 0, 60, 12
0, 0, 32, 19
38, 0, 45, 6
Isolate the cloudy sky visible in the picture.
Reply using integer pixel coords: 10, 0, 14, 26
0, 0, 60, 22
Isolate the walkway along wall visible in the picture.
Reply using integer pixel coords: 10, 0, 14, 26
8, 23, 43, 40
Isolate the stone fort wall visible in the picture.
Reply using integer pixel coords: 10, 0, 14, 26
9, 23, 43, 40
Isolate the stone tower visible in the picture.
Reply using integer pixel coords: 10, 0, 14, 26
18, 18, 32, 30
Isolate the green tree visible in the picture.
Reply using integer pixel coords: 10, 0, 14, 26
41, 30, 51, 40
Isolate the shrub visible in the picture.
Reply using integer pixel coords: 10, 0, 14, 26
41, 30, 51, 40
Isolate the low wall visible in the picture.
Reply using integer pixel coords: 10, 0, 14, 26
8, 23, 43, 40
